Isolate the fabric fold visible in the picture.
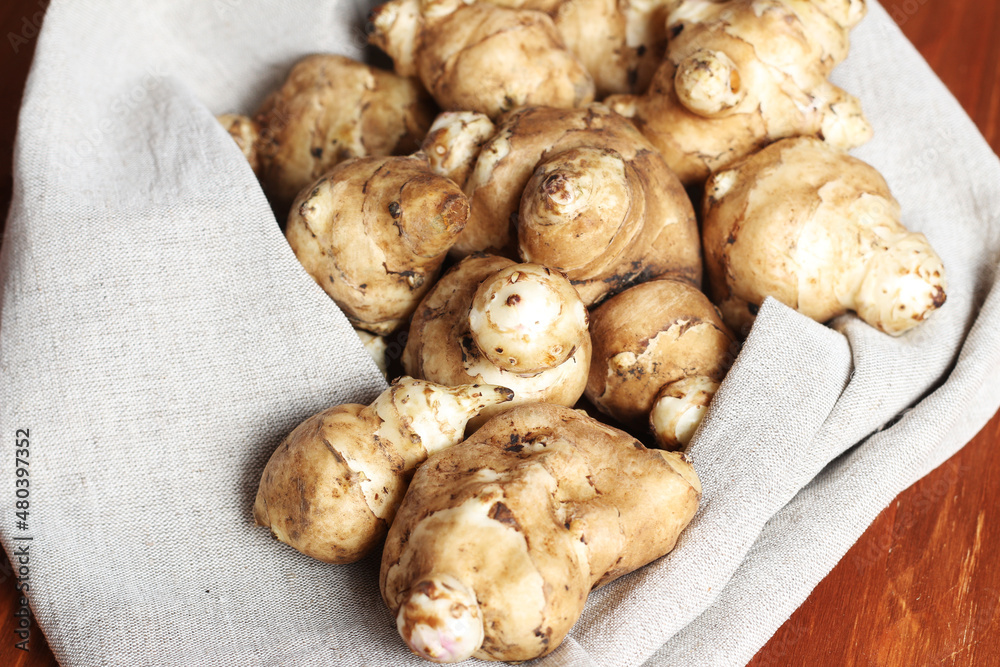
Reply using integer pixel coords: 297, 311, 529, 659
2, 1, 999, 666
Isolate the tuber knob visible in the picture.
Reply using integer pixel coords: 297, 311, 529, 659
853, 232, 947, 336
468, 263, 589, 374
396, 575, 484, 663
518, 147, 644, 278
674, 49, 745, 118
649, 375, 720, 450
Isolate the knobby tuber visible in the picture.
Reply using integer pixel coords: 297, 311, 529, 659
369, 0, 595, 119
253, 377, 513, 563
421, 111, 496, 188
381, 402, 701, 662
404, 255, 591, 426
702, 137, 947, 335
285, 154, 469, 335
586, 278, 735, 448
221, 55, 435, 213
450, 105, 702, 304
489, 0, 674, 97
607, 0, 873, 185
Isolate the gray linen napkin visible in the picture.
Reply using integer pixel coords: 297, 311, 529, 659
2, 1, 998, 665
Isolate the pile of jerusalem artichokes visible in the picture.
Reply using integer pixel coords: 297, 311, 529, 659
223, 0, 948, 662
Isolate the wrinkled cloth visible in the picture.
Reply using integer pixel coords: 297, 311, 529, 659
2, 1, 998, 665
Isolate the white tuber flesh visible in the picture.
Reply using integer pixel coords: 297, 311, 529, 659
702, 137, 947, 336
252, 377, 513, 563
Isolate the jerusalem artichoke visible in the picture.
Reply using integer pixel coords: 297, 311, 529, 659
702, 137, 947, 336
403, 255, 591, 425
244, 54, 435, 213
285, 154, 469, 335
607, 0, 873, 185
253, 377, 513, 564
369, 0, 595, 119
489, 0, 674, 97
381, 402, 701, 662
454, 105, 702, 304
586, 278, 735, 448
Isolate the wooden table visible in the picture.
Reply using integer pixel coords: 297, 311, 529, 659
1, 2, 997, 665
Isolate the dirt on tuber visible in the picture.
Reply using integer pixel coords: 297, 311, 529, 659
381, 402, 702, 662
285, 154, 469, 335
253, 377, 513, 564
607, 0, 873, 185
702, 137, 947, 336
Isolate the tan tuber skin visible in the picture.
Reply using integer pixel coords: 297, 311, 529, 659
369, 0, 595, 120
253, 377, 513, 564
217, 113, 261, 174
421, 111, 496, 189
243, 54, 435, 214
702, 137, 947, 336
453, 105, 702, 305
586, 278, 736, 449
489, 0, 674, 97
381, 402, 701, 662
403, 255, 591, 427
607, 0, 873, 185
285, 155, 469, 335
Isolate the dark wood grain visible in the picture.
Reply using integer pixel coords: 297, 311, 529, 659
1, 1, 998, 666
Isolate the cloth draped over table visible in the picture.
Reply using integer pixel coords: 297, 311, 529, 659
2, 1, 998, 665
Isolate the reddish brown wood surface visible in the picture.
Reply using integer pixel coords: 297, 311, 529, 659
0, 1, 997, 666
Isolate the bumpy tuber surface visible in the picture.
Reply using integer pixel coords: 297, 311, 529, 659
217, 113, 261, 174
253, 377, 513, 564
403, 255, 591, 425
381, 402, 701, 662
702, 137, 947, 336
421, 111, 496, 189
250, 54, 435, 213
606, 0, 873, 185
454, 105, 702, 304
489, 0, 674, 97
586, 278, 735, 448
369, 0, 595, 119
286, 154, 469, 335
